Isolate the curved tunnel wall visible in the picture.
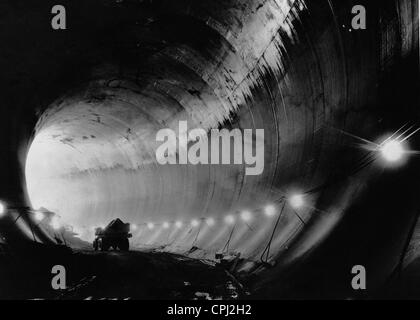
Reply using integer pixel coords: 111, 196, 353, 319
0, 0, 418, 296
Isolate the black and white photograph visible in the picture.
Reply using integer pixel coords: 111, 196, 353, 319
0, 0, 419, 308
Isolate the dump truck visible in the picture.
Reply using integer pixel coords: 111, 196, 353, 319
93, 218, 132, 251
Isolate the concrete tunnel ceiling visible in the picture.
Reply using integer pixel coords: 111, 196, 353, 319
19, 0, 419, 276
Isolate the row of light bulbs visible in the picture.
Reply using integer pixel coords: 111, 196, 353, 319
133, 193, 305, 231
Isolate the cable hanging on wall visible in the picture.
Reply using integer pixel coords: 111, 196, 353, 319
260, 200, 286, 266
221, 224, 236, 254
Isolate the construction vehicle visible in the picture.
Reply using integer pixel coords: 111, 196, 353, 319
93, 218, 132, 251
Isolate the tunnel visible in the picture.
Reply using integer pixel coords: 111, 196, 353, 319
0, 0, 419, 299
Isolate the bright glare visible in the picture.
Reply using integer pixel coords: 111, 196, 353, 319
206, 217, 215, 226
191, 219, 199, 227
0, 202, 5, 216
163, 222, 169, 229
224, 214, 235, 225
289, 194, 304, 209
380, 140, 404, 163
147, 222, 154, 230
240, 211, 252, 222
34, 211, 45, 221
25, 132, 79, 226
50, 217, 61, 230
175, 221, 183, 228
264, 205, 276, 217
131, 224, 137, 231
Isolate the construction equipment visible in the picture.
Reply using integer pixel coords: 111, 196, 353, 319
93, 218, 132, 251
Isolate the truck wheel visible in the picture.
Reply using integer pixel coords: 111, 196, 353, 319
100, 239, 109, 251
119, 239, 129, 251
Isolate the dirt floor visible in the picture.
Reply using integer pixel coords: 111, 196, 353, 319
0, 244, 245, 300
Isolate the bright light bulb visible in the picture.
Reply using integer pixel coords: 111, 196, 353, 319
191, 219, 199, 227
380, 140, 404, 163
50, 217, 60, 230
0, 202, 5, 217
240, 211, 252, 222
224, 214, 235, 225
175, 221, 183, 228
163, 222, 169, 229
289, 194, 304, 209
131, 224, 137, 231
264, 205, 276, 217
34, 211, 44, 221
206, 217, 215, 226
147, 223, 154, 230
